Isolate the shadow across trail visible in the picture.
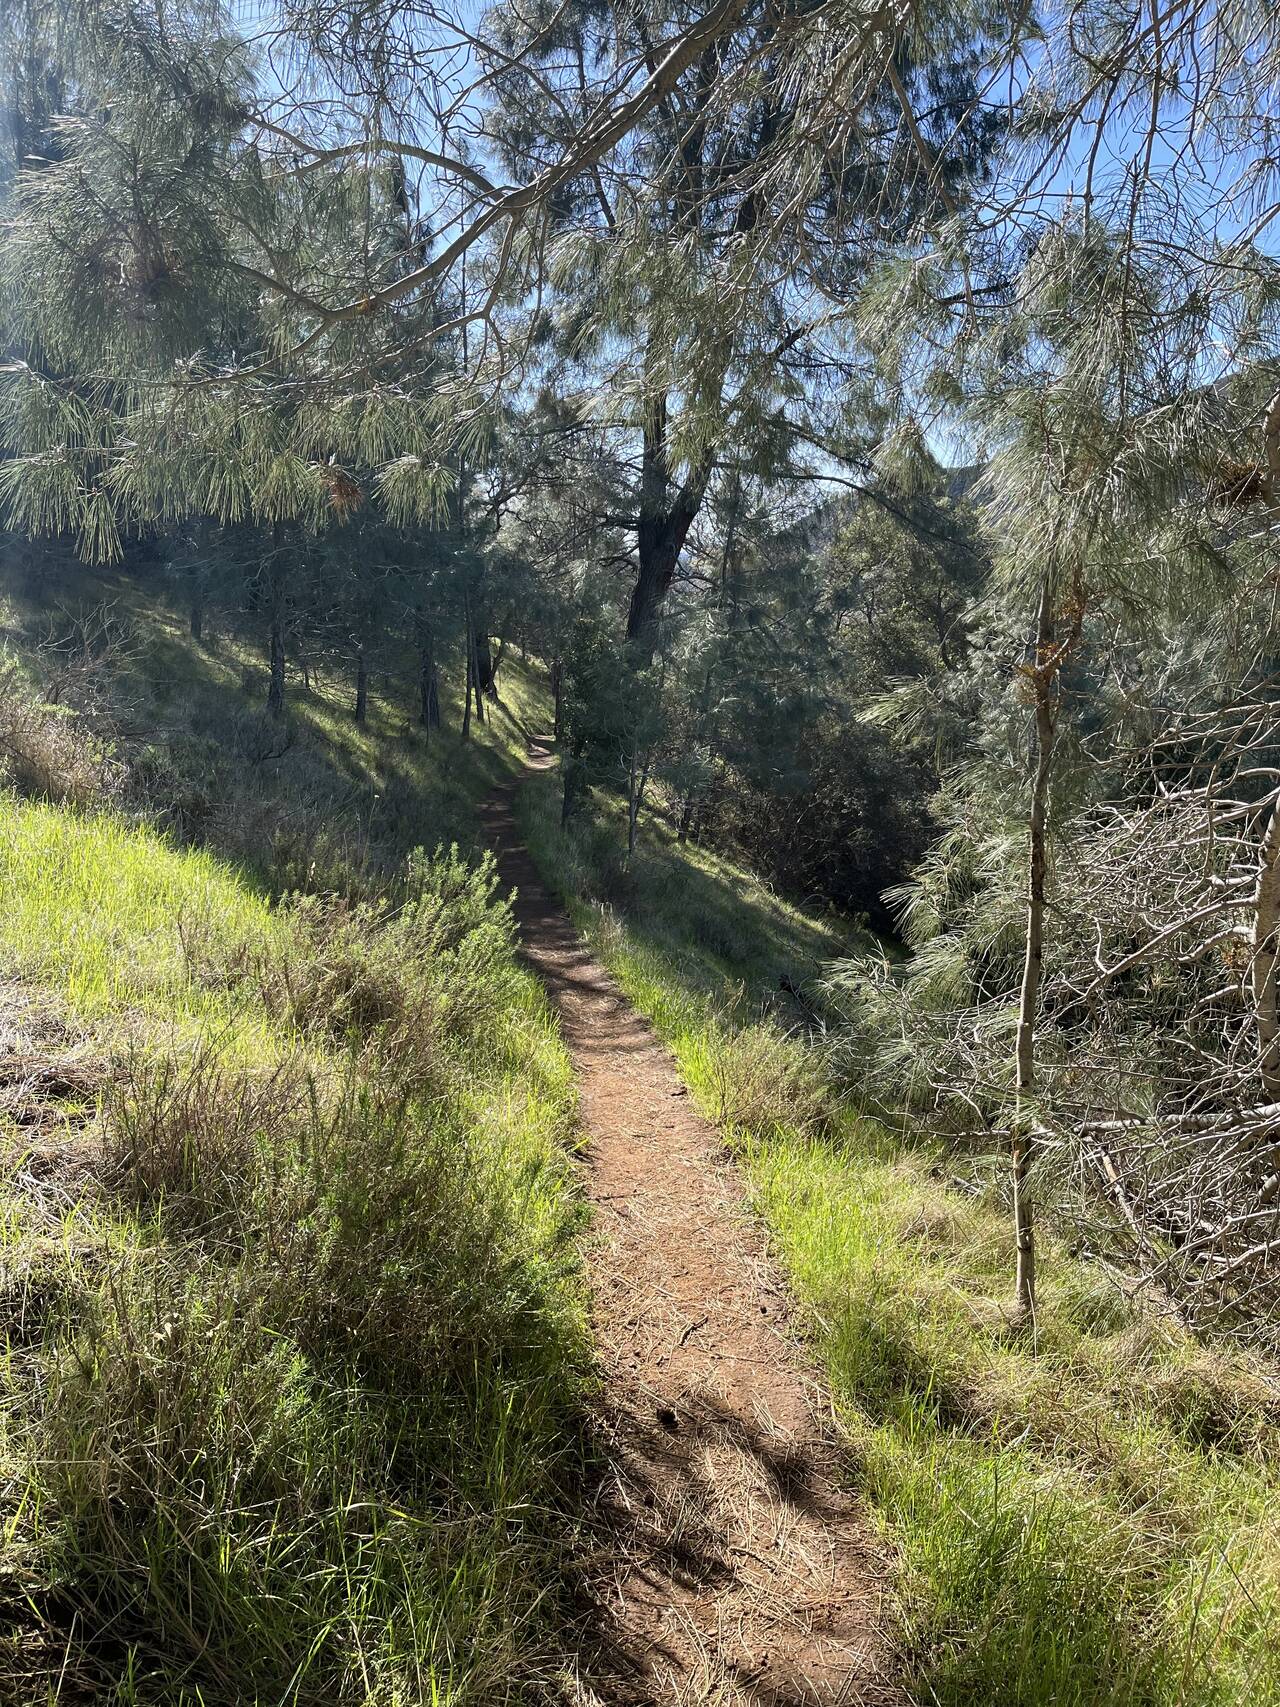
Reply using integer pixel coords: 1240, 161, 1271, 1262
480, 742, 902, 1707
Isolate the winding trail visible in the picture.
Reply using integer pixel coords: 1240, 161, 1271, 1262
480, 742, 901, 1707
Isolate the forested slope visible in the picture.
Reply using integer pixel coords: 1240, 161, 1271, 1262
1, 530, 1278, 1707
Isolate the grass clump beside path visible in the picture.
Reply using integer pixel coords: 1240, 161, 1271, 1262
0, 798, 588, 1701
517, 768, 1280, 1707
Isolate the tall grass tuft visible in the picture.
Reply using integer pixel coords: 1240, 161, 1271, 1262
37, 1071, 583, 1705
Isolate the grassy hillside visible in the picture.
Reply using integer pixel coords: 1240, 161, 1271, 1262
0, 550, 544, 896
0, 561, 589, 1703
517, 769, 1280, 1707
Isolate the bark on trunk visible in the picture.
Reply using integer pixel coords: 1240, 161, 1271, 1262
627, 747, 651, 862
474, 625, 496, 699
677, 793, 696, 844
473, 668, 487, 724
489, 632, 508, 699
1255, 391, 1280, 1097
626, 524, 682, 649
1253, 797, 1280, 1097
353, 648, 368, 725
266, 533, 286, 718
561, 734, 588, 827
461, 592, 484, 731
416, 619, 440, 733
1013, 572, 1057, 1322
624, 383, 712, 656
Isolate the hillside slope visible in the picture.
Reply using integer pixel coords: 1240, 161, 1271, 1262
0, 547, 543, 894
5, 546, 1279, 1707
517, 764, 1280, 1707
0, 561, 589, 1704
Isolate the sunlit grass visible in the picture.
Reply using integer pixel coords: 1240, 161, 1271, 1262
2, 557, 547, 887
0, 568, 587, 1704
0, 794, 589, 1703
0, 797, 285, 1042
139, 607, 545, 849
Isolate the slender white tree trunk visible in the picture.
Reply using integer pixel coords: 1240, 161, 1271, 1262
1254, 800, 1280, 1096
1255, 389, 1280, 1096
1013, 572, 1057, 1322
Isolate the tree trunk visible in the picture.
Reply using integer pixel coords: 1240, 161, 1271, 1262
627, 746, 651, 862
266, 532, 286, 718
628, 509, 695, 652
190, 590, 203, 643
490, 631, 508, 699
353, 647, 368, 725
473, 666, 486, 723
551, 656, 564, 743
1012, 572, 1057, 1323
1254, 391, 1280, 1097
624, 383, 712, 656
460, 593, 486, 735
1253, 797, 1280, 1097
416, 619, 440, 734
678, 792, 696, 844
561, 737, 587, 826
471, 615, 488, 722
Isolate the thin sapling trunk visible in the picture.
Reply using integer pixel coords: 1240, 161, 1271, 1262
266, 528, 287, 718
1012, 570, 1061, 1323
353, 646, 368, 725
1253, 390, 1280, 1095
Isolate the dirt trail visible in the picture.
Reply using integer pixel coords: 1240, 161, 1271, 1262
480, 743, 901, 1707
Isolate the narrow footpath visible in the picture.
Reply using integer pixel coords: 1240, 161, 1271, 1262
480, 742, 901, 1707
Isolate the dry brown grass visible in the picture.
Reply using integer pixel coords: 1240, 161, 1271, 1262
707, 1018, 835, 1143
0, 667, 124, 807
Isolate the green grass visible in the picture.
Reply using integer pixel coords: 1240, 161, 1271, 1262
0, 797, 287, 1040
0, 802, 589, 1704
517, 766, 1280, 1707
132, 603, 546, 870
0, 563, 592, 1702
517, 763, 865, 1005
7, 541, 1279, 1704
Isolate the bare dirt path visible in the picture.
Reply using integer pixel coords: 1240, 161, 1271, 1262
480, 742, 902, 1707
